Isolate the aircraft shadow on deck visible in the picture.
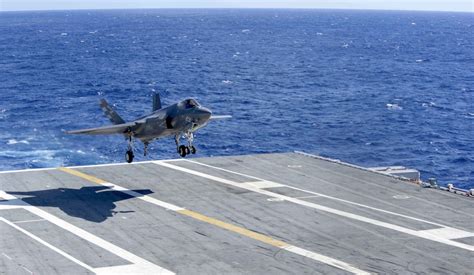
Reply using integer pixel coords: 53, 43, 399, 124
7, 186, 153, 223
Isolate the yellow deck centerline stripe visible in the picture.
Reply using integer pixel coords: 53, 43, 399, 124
59, 167, 369, 275
58, 167, 107, 184
177, 209, 288, 248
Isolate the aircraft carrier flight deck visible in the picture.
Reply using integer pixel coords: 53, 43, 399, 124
1, 152, 473, 274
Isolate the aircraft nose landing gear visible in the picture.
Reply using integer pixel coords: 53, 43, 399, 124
178, 145, 196, 157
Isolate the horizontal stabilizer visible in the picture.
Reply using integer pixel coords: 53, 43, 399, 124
210, 115, 232, 120
66, 122, 139, 135
100, 99, 126, 125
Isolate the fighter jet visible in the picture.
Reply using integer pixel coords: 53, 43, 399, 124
67, 94, 231, 163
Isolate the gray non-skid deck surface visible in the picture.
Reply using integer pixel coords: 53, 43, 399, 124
1, 153, 473, 274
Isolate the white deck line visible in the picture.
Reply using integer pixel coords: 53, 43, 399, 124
102, 183, 185, 211
156, 161, 474, 252
21, 266, 33, 275
419, 228, 474, 240
294, 151, 403, 181
13, 218, 46, 224
0, 191, 174, 275
0, 167, 56, 174
0, 204, 23, 210
294, 195, 321, 199
283, 245, 365, 274
241, 181, 285, 189
93, 263, 166, 275
282, 245, 368, 274
67, 160, 157, 169
0, 195, 29, 210
0, 159, 178, 174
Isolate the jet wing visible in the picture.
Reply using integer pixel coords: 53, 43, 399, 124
66, 122, 141, 135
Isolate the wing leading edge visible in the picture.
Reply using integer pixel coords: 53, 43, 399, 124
66, 122, 139, 135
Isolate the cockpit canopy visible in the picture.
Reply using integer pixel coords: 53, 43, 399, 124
182, 98, 200, 109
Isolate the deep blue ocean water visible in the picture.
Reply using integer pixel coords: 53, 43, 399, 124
0, 9, 472, 189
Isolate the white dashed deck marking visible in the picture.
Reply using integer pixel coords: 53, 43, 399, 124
419, 227, 474, 240
241, 180, 285, 189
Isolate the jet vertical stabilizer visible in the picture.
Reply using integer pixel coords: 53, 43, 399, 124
152, 93, 162, 111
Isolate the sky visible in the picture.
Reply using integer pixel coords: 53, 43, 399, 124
1, 0, 473, 12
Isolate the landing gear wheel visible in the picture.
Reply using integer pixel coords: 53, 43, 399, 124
185, 147, 190, 155
190, 146, 196, 154
178, 145, 187, 157
125, 150, 134, 163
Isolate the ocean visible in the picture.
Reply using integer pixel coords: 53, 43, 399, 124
0, 9, 472, 189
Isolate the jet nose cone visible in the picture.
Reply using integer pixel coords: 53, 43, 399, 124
199, 107, 212, 120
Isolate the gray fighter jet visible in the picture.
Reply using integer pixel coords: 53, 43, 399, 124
67, 94, 231, 163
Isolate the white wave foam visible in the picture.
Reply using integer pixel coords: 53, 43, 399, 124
0, 149, 68, 168
386, 103, 403, 110
7, 139, 30, 145
60, 32, 68, 36
0, 150, 54, 158
222, 80, 233, 84
0, 109, 7, 120
422, 102, 436, 107
241, 29, 250, 33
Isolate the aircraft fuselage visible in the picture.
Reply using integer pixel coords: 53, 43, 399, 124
133, 101, 212, 142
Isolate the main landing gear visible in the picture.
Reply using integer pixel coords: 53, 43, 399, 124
144, 142, 149, 157
125, 135, 134, 163
175, 132, 197, 158
124, 137, 149, 163
124, 131, 198, 163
